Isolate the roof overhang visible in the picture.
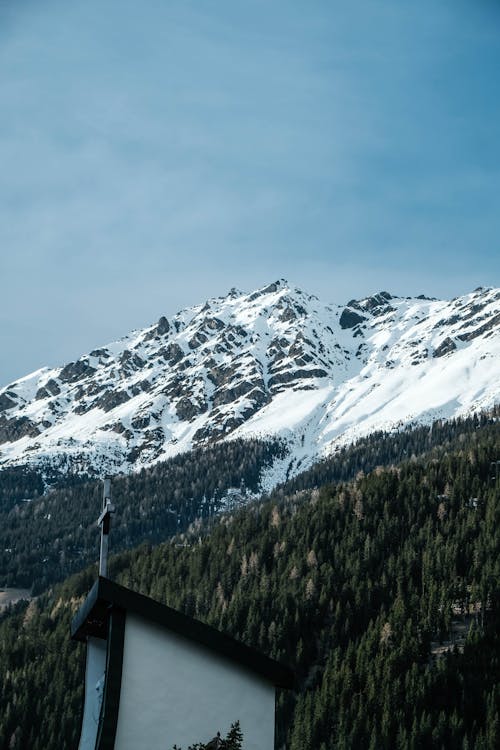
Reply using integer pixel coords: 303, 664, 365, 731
71, 577, 295, 689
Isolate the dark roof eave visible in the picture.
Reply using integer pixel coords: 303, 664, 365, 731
71, 577, 295, 690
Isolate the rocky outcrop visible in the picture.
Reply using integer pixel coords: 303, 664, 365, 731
0, 393, 17, 411
46, 379, 61, 396
339, 309, 366, 329
268, 368, 327, 389
35, 378, 61, 401
359, 291, 393, 311
212, 379, 262, 408
59, 360, 96, 383
0, 415, 39, 443
94, 389, 131, 412
175, 397, 207, 421
119, 350, 145, 370
204, 317, 225, 331
458, 312, 500, 342
188, 331, 208, 349
144, 316, 170, 341
247, 280, 282, 301
160, 343, 184, 365
157, 316, 170, 335
433, 337, 457, 358
89, 348, 110, 359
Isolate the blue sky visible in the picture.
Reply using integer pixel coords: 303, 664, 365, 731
1, 0, 499, 384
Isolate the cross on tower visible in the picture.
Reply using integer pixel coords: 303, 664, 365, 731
97, 477, 115, 577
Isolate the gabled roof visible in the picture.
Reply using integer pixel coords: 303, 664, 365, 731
71, 577, 294, 689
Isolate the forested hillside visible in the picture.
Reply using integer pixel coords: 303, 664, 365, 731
278, 410, 498, 494
0, 438, 285, 591
1, 410, 497, 592
0, 419, 498, 749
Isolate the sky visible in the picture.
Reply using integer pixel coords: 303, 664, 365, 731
1, 0, 499, 385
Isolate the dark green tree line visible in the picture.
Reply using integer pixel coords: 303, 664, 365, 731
0, 417, 498, 748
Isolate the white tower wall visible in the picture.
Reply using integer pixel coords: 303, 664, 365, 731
114, 613, 276, 750
78, 637, 107, 750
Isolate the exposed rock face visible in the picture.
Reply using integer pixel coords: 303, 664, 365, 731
0, 394, 17, 411
89, 348, 110, 358
433, 337, 457, 358
458, 312, 500, 342
339, 309, 366, 329
360, 291, 392, 311
268, 368, 328, 390
161, 343, 184, 364
130, 414, 150, 430
204, 317, 225, 331
95, 389, 131, 412
59, 360, 96, 383
0, 281, 498, 481
188, 331, 208, 349
119, 350, 145, 370
46, 379, 61, 396
247, 280, 283, 301
175, 397, 207, 421
157, 316, 170, 335
212, 379, 259, 407
0, 416, 39, 443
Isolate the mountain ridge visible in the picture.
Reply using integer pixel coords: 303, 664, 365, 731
0, 280, 498, 485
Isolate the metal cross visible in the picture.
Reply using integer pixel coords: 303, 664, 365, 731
97, 478, 115, 577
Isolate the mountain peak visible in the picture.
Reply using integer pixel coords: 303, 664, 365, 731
246, 278, 291, 298
347, 290, 394, 310
0, 283, 498, 486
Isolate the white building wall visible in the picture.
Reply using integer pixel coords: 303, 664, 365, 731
78, 637, 107, 750
114, 614, 276, 750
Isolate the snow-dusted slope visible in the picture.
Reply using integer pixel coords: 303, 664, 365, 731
0, 281, 498, 482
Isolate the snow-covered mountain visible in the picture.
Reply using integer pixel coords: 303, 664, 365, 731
0, 280, 498, 484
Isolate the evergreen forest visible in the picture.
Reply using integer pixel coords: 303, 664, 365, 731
0, 411, 495, 591
0, 413, 498, 748
0, 438, 286, 591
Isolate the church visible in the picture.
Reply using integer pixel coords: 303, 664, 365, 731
71, 480, 293, 749
72, 577, 294, 749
